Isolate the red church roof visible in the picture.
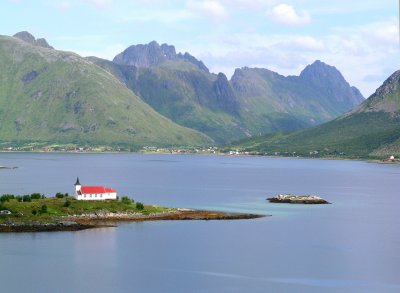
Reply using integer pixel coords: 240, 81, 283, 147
80, 186, 116, 194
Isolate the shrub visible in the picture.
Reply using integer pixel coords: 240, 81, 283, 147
31, 193, 41, 200
32, 209, 37, 215
55, 193, 64, 199
135, 202, 144, 210
22, 195, 32, 202
40, 205, 48, 214
63, 200, 71, 207
0, 194, 15, 202
121, 196, 132, 205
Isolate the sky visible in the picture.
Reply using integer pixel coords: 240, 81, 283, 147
1, 0, 399, 97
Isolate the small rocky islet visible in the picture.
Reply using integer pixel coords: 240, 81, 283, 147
267, 194, 330, 204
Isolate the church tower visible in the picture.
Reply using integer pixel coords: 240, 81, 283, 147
74, 177, 81, 196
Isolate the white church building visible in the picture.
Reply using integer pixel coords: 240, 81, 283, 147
74, 177, 117, 200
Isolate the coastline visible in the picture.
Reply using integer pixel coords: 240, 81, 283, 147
0, 210, 266, 233
1, 149, 395, 164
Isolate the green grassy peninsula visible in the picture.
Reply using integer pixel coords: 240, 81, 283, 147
0, 193, 263, 232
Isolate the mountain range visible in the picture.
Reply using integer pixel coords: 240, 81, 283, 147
90, 41, 364, 143
0, 32, 211, 148
233, 70, 400, 158
0, 32, 365, 148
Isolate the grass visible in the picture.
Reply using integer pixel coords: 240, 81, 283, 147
0, 197, 173, 224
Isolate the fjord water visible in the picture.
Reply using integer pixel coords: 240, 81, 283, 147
0, 153, 399, 293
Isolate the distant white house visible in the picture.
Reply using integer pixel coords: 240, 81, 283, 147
74, 177, 117, 200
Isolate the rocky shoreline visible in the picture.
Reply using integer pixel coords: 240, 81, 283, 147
0, 210, 265, 232
0, 221, 95, 232
267, 194, 330, 204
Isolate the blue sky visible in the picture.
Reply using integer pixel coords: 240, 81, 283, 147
1, 0, 399, 97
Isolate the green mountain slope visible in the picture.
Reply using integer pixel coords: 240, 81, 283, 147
0, 34, 212, 147
93, 42, 364, 143
233, 70, 400, 158
89, 56, 245, 144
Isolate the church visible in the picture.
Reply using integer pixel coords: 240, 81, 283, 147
74, 177, 117, 200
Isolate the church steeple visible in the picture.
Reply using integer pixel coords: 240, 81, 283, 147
74, 177, 82, 197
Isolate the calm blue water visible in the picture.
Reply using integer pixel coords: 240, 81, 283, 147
0, 153, 399, 293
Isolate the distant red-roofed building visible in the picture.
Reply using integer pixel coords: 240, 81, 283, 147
74, 177, 117, 200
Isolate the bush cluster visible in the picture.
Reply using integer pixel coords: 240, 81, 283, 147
0, 194, 15, 202
55, 192, 69, 198
135, 202, 144, 210
121, 196, 133, 205
1, 193, 46, 203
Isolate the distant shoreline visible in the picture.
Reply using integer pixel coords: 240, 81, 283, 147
1, 150, 398, 166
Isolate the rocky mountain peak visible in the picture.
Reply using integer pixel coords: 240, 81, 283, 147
113, 41, 209, 72
179, 52, 209, 73
300, 60, 364, 107
112, 41, 170, 67
356, 70, 400, 114
13, 31, 53, 49
373, 70, 400, 98
300, 60, 343, 81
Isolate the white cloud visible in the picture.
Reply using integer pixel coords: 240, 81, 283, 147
117, 9, 192, 24
220, 0, 275, 10
76, 43, 126, 60
366, 23, 398, 46
269, 4, 311, 26
181, 17, 400, 97
280, 36, 325, 51
80, 0, 112, 9
59, 1, 71, 11
187, 0, 228, 22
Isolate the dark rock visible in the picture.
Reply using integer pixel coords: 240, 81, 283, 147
213, 73, 239, 114
179, 52, 209, 73
21, 70, 39, 84
14, 117, 23, 132
73, 101, 81, 114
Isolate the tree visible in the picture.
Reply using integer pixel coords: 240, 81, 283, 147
30, 193, 41, 200
0, 194, 15, 202
22, 195, 32, 202
55, 193, 64, 199
135, 202, 144, 210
